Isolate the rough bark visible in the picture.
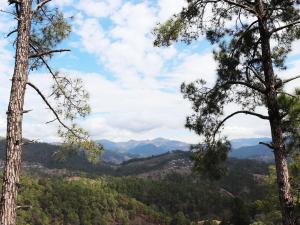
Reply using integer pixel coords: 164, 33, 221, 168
0, 1, 32, 225
258, 2, 296, 223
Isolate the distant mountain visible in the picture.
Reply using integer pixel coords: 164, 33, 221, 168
230, 137, 271, 149
127, 143, 167, 157
97, 138, 190, 157
98, 137, 274, 159
229, 144, 274, 162
102, 150, 138, 164
0, 139, 273, 178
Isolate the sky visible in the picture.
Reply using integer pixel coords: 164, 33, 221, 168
0, 0, 299, 143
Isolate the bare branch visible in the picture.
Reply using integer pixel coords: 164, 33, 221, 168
277, 91, 299, 99
6, 29, 17, 38
34, 0, 52, 12
26, 82, 81, 139
224, 80, 266, 93
275, 75, 300, 89
0, 9, 18, 19
22, 109, 32, 114
223, 0, 256, 14
270, 20, 300, 35
282, 75, 300, 85
29, 44, 56, 76
246, 65, 265, 85
8, 0, 20, 4
46, 118, 57, 124
259, 141, 274, 149
214, 110, 269, 136
29, 49, 70, 58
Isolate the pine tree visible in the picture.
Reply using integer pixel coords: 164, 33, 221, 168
154, 1, 300, 224
1, 1, 102, 224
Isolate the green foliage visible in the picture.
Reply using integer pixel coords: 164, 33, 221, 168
51, 74, 91, 120
170, 212, 190, 225
0, 152, 273, 224
106, 160, 268, 223
153, 18, 184, 47
191, 139, 230, 179
204, 220, 220, 225
278, 89, 300, 151
230, 198, 251, 225
18, 0, 103, 160
30, 6, 71, 69
16, 175, 169, 225
251, 155, 300, 224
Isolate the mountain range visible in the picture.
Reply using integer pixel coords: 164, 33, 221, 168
97, 137, 273, 161
0, 137, 274, 168
97, 137, 190, 157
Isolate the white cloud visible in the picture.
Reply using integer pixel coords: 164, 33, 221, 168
76, 0, 122, 18
52, 0, 74, 8
0, 0, 283, 144
157, 0, 186, 21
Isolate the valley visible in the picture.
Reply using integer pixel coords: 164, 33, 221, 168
0, 138, 278, 224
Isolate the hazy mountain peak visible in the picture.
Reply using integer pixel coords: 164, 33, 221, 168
97, 138, 190, 157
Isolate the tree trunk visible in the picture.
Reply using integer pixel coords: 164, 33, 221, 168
0, 1, 32, 225
258, 10, 296, 225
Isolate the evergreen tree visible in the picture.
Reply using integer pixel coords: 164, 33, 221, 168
154, 1, 300, 224
1, 1, 102, 224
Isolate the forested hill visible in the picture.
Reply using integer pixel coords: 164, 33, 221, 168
0, 139, 273, 224
12, 147, 270, 225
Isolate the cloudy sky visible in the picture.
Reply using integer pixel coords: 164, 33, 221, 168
0, 0, 299, 143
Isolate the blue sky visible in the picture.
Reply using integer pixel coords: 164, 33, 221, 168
0, 0, 299, 143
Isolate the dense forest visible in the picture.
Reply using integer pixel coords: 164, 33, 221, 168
7, 154, 300, 225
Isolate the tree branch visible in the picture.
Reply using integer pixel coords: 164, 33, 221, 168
29, 44, 56, 77
277, 91, 299, 99
214, 111, 269, 137
6, 29, 17, 38
246, 65, 265, 85
223, 80, 266, 93
259, 141, 274, 149
34, 0, 52, 12
282, 75, 300, 85
29, 49, 70, 58
29, 44, 83, 117
231, 20, 258, 56
22, 109, 32, 114
223, 0, 256, 14
8, 0, 20, 4
270, 20, 300, 35
46, 118, 57, 124
0, 9, 18, 19
26, 82, 81, 139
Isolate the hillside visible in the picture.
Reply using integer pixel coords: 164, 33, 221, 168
0, 140, 272, 224
0, 139, 272, 176
17, 175, 170, 225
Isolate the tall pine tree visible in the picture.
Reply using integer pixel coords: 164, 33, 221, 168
1, 1, 102, 224
154, 1, 300, 224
